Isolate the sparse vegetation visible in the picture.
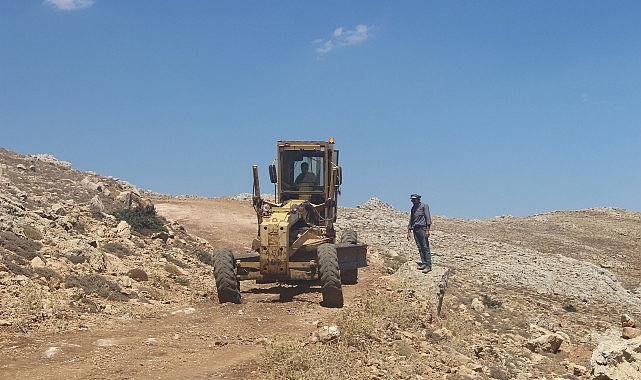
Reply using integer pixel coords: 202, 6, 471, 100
0, 231, 42, 260
14, 283, 47, 333
1, 250, 33, 276
482, 294, 502, 308
2, 144, 641, 377
138, 285, 163, 301
111, 205, 166, 235
164, 263, 183, 277
102, 241, 134, 257
163, 252, 189, 269
33, 266, 61, 280
261, 288, 432, 378
21, 224, 43, 241
261, 341, 360, 380
65, 274, 130, 301
127, 268, 148, 282
194, 249, 214, 266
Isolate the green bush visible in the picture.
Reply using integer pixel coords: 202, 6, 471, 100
111, 205, 166, 235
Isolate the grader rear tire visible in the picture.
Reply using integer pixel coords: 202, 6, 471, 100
340, 229, 358, 244
340, 229, 359, 285
213, 248, 241, 304
318, 243, 343, 308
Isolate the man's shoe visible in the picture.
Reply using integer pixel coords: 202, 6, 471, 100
422, 267, 432, 273
417, 264, 426, 270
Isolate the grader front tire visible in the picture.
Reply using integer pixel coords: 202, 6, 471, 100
213, 248, 241, 304
318, 243, 344, 308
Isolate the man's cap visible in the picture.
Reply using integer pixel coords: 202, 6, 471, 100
410, 193, 421, 199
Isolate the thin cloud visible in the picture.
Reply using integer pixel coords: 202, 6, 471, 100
313, 24, 373, 56
44, 0, 94, 11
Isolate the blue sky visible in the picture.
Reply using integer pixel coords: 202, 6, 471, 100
1, 1, 640, 218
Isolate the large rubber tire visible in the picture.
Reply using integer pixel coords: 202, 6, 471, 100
318, 243, 344, 308
213, 248, 241, 304
340, 229, 357, 244
339, 229, 359, 285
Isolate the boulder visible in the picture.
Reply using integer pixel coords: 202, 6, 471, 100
591, 335, 641, 379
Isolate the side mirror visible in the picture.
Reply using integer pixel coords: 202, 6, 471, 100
268, 164, 277, 184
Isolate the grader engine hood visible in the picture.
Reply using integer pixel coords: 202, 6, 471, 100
258, 201, 329, 277
259, 212, 291, 277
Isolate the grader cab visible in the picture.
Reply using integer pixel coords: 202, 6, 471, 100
213, 139, 367, 307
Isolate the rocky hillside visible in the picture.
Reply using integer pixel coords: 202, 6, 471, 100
336, 199, 641, 379
1, 146, 641, 379
0, 148, 216, 333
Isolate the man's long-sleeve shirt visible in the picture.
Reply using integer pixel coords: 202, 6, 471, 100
408, 202, 432, 230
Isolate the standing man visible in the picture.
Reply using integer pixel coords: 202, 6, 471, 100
407, 193, 432, 273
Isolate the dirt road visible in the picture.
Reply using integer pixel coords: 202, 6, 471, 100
0, 197, 377, 379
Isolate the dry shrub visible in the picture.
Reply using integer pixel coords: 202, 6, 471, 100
385, 255, 408, 272
138, 285, 163, 301
1, 250, 33, 277
33, 266, 61, 280
0, 231, 42, 260
12, 283, 47, 333
164, 263, 183, 276
163, 252, 188, 268
261, 341, 360, 380
482, 294, 502, 308
338, 288, 431, 350
127, 267, 148, 282
441, 300, 476, 349
65, 274, 129, 301
260, 289, 432, 379
102, 242, 134, 258
194, 249, 213, 266
21, 225, 43, 241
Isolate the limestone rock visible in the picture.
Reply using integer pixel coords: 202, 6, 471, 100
30, 256, 46, 268
525, 333, 564, 353
622, 314, 636, 328
116, 220, 131, 239
591, 335, 641, 380
622, 327, 641, 339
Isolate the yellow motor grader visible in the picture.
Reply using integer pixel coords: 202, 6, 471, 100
213, 138, 367, 307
